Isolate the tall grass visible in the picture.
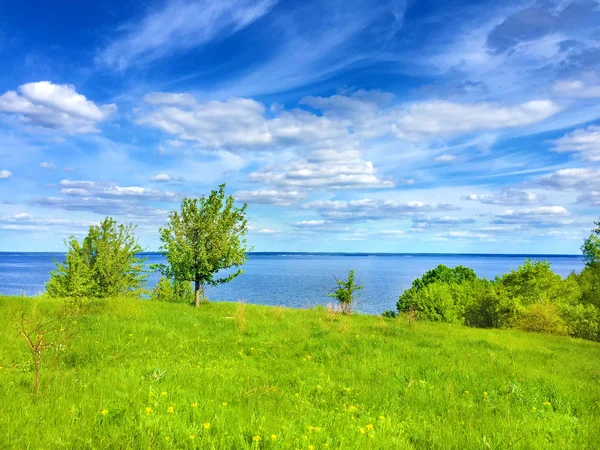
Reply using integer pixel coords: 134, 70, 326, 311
0, 296, 599, 449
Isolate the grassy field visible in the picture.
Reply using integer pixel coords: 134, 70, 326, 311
1, 296, 599, 449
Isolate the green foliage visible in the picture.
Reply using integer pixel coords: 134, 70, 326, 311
155, 184, 250, 307
46, 217, 147, 299
150, 277, 193, 304
499, 259, 571, 305
516, 303, 568, 336
398, 282, 465, 323
328, 269, 363, 314
559, 303, 600, 341
381, 309, 397, 318
577, 265, 600, 308
2, 296, 600, 449
411, 264, 477, 291
463, 280, 520, 328
581, 219, 600, 267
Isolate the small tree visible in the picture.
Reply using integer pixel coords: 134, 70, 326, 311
155, 184, 250, 307
582, 219, 600, 267
328, 269, 363, 314
46, 217, 147, 298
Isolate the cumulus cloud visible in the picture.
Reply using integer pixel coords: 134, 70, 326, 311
149, 173, 172, 182
40, 162, 55, 170
412, 216, 476, 228
0, 213, 94, 231
536, 168, 600, 190
0, 81, 116, 134
553, 79, 600, 98
58, 179, 176, 201
552, 126, 600, 161
462, 189, 545, 206
248, 148, 394, 190
31, 196, 169, 218
390, 100, 561, 140
0, 169, 11, 179
577, 191, 600, 205
233, 189, 306, 206
97, 0, 277, 70
491, 206, 574, 228
435, 154, 456, 162
305, 198, 458, 222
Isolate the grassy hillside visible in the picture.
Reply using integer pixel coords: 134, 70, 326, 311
1, 296, 599, 449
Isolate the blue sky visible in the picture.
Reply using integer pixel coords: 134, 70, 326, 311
0, 0, 599, 253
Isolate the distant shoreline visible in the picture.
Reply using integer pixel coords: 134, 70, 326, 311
0, 251, 585, 258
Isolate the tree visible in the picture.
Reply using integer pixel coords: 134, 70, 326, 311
46, 217, 147, 298
328, 269, 363, 314
582, 219, 600, 267
155, 184, 250, 307
411, 264, 477, 291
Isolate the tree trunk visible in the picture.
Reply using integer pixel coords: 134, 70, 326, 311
194, 279, 201, 308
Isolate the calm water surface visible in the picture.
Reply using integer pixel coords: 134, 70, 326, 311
0, 252, 584, 314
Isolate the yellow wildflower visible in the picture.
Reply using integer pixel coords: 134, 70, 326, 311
222, 402, 228, 406
295, 393, 300, 397
203, 422, 211, 429
532, 407, 537, 411
161, 391, 167, 397
252, 436, 261, 442
191, 402, 198, 408
484, 392, 488, 397
189, 434, 196, 440
101, 409, 108, 416
164, 437, 170, 441
145, 407, 153, 414
348, 405, 357, 412
366, 424, 374, 431
359, 427, 366, 434
271, 434, 277, 440
543, 401, 552, 406
317, 385, 322, 390
167, 406, 174, 413
308, 446, 315, 450
378, 415, 385, 421
464, 390, 470, 394
369, 434, 375, 439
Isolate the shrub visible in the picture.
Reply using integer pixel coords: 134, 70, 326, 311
463, 280, 520, 328
46, 217, 147, 299
150, 277, 193, 304
499, 259, 566, 305
516, 303, 568, 335
577, 265, 600, 308
382, 310, 397, 318
328, 269, 363, 315
559, 303, 600, 341
398, 282, 467, 323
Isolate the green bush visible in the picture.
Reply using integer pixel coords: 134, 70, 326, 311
560, 303, 600, 341
411, 264, 477, 291
499, 259, 569, 305
150, 277, 193, 304
516, 303, 568, 335
463, 280, 520, 328
46, 217, 147, 299
577, 265, 600, 308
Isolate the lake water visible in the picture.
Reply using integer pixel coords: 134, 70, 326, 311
0, 252, 584, 314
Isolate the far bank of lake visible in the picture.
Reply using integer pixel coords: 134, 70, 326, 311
0, 252, 584, 314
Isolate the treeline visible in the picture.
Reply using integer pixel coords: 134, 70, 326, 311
388, 220, 600, 341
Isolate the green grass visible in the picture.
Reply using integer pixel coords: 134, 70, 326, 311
1, 296, 599, 449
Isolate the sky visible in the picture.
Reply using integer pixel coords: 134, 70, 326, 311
0, 0, 599, 253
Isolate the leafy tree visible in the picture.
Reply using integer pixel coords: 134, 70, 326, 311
46, 217, 147, 298
582, 219, 600, 267
328, 269, 363, 314
411, 264, 477, 291
155, 184, 250, 307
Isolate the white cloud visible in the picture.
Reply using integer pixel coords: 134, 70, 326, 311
0, 81, 116, 134
444, 230, 492, 240
492, 206, 575, 229
577, 191, 600, 206
0, 169, 11, 179
391, 100, 561, 140
553, 79, 600, 98
435, 154, 456, 162
552, 126, 600, 161
40, 162, 55, 170
305, 198, 458, 222
462, 189, 545, 206
59, 179, 176, 201
377, 229, 406, 238
149, 173, 172, 182
0, 213, 94, 231
233, 189, 306, 206
536, 168, 600, 190
97, 0, 277, 70
249, 148, 394, 190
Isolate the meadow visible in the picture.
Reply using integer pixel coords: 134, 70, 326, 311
1, 296, 599, 449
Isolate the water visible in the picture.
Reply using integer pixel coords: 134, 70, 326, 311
0, 252, 584, 314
